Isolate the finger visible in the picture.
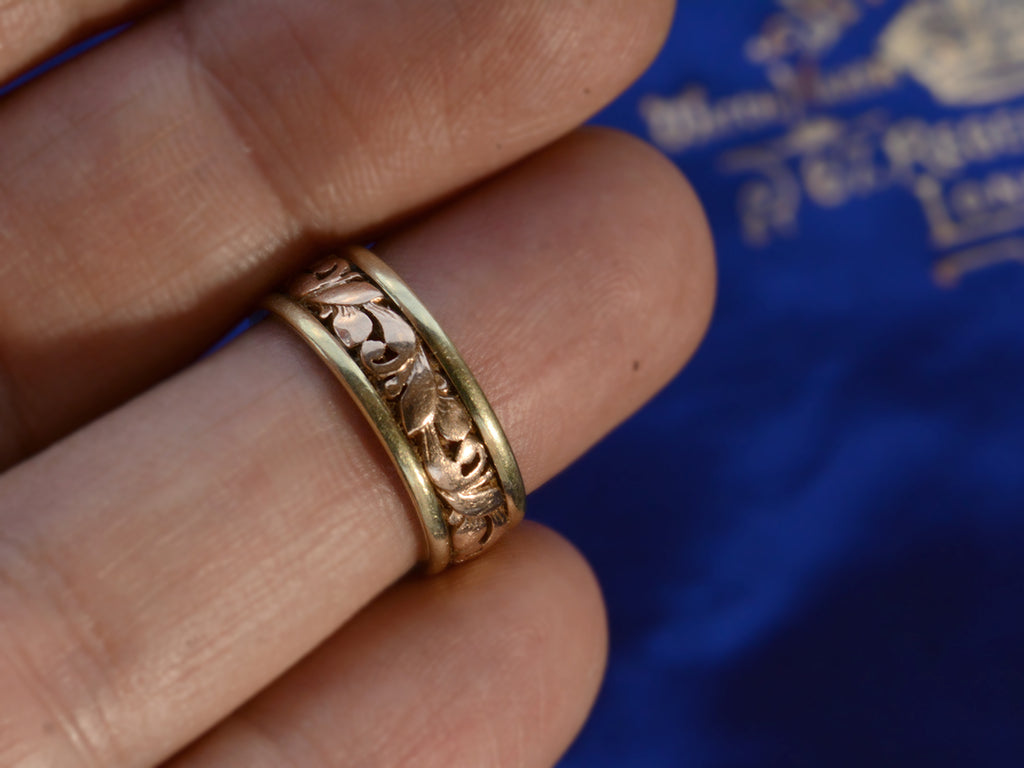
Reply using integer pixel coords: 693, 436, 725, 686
0, 0, 161, 84
0, 129, 714, 767
0, 0, 674, 468
167, 524, 607, 768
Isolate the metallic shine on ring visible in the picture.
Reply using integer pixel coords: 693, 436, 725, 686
263, 245, 525, 573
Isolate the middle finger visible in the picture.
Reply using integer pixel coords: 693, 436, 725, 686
0, 0, 674, 468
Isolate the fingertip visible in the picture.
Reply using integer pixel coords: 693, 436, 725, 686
523, 126, 717, 455
542, 0, 677, 99
470, 520, 610, 699
527, 126, 717, 384
423, 521, 610, 767
506, 521, 610, 736
599, 127, 718, 382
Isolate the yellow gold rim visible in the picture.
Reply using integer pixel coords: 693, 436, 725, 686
347, 246, 526, 529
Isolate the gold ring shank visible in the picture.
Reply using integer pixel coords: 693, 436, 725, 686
262, 246, 524, 572
347, 248, 526, 532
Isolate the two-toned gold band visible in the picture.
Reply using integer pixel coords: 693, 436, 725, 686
263, 245, 525, 572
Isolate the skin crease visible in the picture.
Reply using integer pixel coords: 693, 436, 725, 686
0, 1, 715, 767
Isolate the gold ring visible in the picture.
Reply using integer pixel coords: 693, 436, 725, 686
263, 245, 525, 573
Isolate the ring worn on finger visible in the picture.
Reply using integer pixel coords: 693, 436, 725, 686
263, 245, 525, 573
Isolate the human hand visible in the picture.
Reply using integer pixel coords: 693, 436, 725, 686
0, 1, 714, 765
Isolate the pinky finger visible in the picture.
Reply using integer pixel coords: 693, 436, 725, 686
166, 523, 608, 768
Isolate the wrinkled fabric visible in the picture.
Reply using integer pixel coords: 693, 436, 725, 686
541, 2, 1024, 766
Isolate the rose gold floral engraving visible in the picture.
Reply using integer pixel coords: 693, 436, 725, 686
288, 256, 508, 561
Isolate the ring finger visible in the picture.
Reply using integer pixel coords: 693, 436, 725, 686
0, 128, 713, 767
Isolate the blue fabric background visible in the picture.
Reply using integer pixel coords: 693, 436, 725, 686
536, 2, 1024, 766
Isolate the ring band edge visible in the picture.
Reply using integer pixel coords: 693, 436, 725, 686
346, 246, 527, 533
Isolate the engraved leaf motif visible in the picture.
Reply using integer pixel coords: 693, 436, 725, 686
400, 355, 438, 435
380, 359, 415, 398
436, 394, 472, 442
360, 339, 418, 390
453, 439, 489, 485
367, 302, 416, 347
331, 306, 373, 348
441, 484, 505, 518
287, 256, 351, 298
309, 281, 382, 306
360, 304, 417, 378
423, 432, 488, 492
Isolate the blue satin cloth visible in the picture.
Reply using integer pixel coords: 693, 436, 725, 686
541, 2, 1024, 766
